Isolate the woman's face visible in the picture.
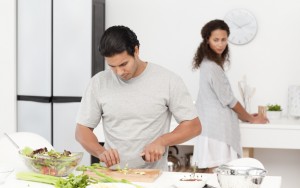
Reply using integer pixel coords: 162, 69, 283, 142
208, 29, 228, 55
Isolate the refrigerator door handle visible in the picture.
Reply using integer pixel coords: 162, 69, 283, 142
17, 95, 51, 103
52, 96, 81, 103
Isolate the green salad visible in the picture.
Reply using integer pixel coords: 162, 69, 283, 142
20, 147, 82, 177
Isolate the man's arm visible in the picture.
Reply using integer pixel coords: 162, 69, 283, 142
75, 124, 104, 158
160, 117, 201, 146
75, 124, 120, 167
142, 117, 201, 162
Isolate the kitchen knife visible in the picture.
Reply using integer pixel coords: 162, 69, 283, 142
108, 156, 146, 170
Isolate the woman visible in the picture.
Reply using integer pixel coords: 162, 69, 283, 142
192, 19, 268, 173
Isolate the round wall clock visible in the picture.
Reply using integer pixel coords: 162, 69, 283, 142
224, 9, 258, 45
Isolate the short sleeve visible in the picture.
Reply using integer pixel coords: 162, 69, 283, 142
76, 78, 102, 128
168, 75, 198, 123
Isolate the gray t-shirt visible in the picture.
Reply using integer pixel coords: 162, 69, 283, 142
195, 59, 242, 157
76, 62, 197, 170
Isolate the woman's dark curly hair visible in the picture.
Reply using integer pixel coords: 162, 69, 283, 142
192, 19, 230, 70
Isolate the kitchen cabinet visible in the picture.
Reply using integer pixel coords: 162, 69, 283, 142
17, 0, 105, 166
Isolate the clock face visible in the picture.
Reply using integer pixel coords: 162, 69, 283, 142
224, 9, 258, 45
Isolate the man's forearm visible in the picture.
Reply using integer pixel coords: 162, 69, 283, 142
75, 124, 105, 158
159, 117, 201, 146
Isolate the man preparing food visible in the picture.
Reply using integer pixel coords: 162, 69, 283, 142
75, 25, 201, 170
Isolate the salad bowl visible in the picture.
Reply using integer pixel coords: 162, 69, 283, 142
19, 147, 83, 177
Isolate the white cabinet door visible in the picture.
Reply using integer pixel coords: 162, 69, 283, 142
53, 103, 91, 165
17, 101, 52, 143
53, 0, 92, 97
17, 0, 52, 96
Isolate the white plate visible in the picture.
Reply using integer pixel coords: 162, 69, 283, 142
174, 179, 206, 188
174, 175, 207, 188
87, 183, 136, 188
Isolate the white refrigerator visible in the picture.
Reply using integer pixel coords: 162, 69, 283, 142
17, 0, 105, 165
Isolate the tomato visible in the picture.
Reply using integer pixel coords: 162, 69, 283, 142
41, 166, 57, 176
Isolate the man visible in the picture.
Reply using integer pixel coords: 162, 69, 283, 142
75, 25, 201, 170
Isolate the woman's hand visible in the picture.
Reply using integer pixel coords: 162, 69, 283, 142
250, 114, 269, 124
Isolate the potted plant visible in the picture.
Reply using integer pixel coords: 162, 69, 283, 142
267, 104, 282, 119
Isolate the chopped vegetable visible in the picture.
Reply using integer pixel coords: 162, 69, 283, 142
21, 146, 34, 156
16, 172, 92, 188
16, 171, 59, 185
17, 164, 144, 188
77, 164, 144, 188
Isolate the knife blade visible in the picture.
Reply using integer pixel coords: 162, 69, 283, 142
108, 156, 146, 170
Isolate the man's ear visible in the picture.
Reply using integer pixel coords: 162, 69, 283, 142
134, 46, 139, 56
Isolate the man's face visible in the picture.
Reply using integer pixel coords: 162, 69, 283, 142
106, 49, 139, 81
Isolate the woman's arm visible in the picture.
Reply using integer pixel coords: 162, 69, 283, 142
232, 101, 268, 123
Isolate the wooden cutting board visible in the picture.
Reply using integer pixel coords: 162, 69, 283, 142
84, 168, 162, 182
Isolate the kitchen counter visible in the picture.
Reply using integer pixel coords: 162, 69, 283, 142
94, 117, 300, 149
1, 170, 281, 188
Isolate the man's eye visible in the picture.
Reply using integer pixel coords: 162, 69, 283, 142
120, 63, 127, 67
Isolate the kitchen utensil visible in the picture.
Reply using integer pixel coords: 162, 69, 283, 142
215, 165, 266, 188
238, 76, 255, 113
3, 132, 20, 150
108, 156, 146, 170
168, 146, 181, 172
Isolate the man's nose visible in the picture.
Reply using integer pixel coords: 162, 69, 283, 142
115, 67, 124, 75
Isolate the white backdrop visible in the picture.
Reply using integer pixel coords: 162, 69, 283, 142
106, 0, 300, 115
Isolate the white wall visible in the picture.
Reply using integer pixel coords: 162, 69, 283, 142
0, 0, 16, 135
106, 0, 300, 115
106, 1, 300, 188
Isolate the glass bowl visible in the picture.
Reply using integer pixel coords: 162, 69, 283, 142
215, 165, 267, 188
0, 166, 14, 185
19, 151, 83, 177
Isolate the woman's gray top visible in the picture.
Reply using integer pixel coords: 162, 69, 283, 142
195, 58, 242, 157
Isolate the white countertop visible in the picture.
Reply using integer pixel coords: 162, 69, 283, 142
1, 170, 281, 188
94, 117, 300, 149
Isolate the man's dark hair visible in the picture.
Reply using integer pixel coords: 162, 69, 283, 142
99, 25, 140, 57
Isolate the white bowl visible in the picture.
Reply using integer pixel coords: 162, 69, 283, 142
267, 111, 282, 120
0, 166, 14, 185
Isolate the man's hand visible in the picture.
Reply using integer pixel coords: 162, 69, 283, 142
98, 148, 120, 167
141, 137, 166, 163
